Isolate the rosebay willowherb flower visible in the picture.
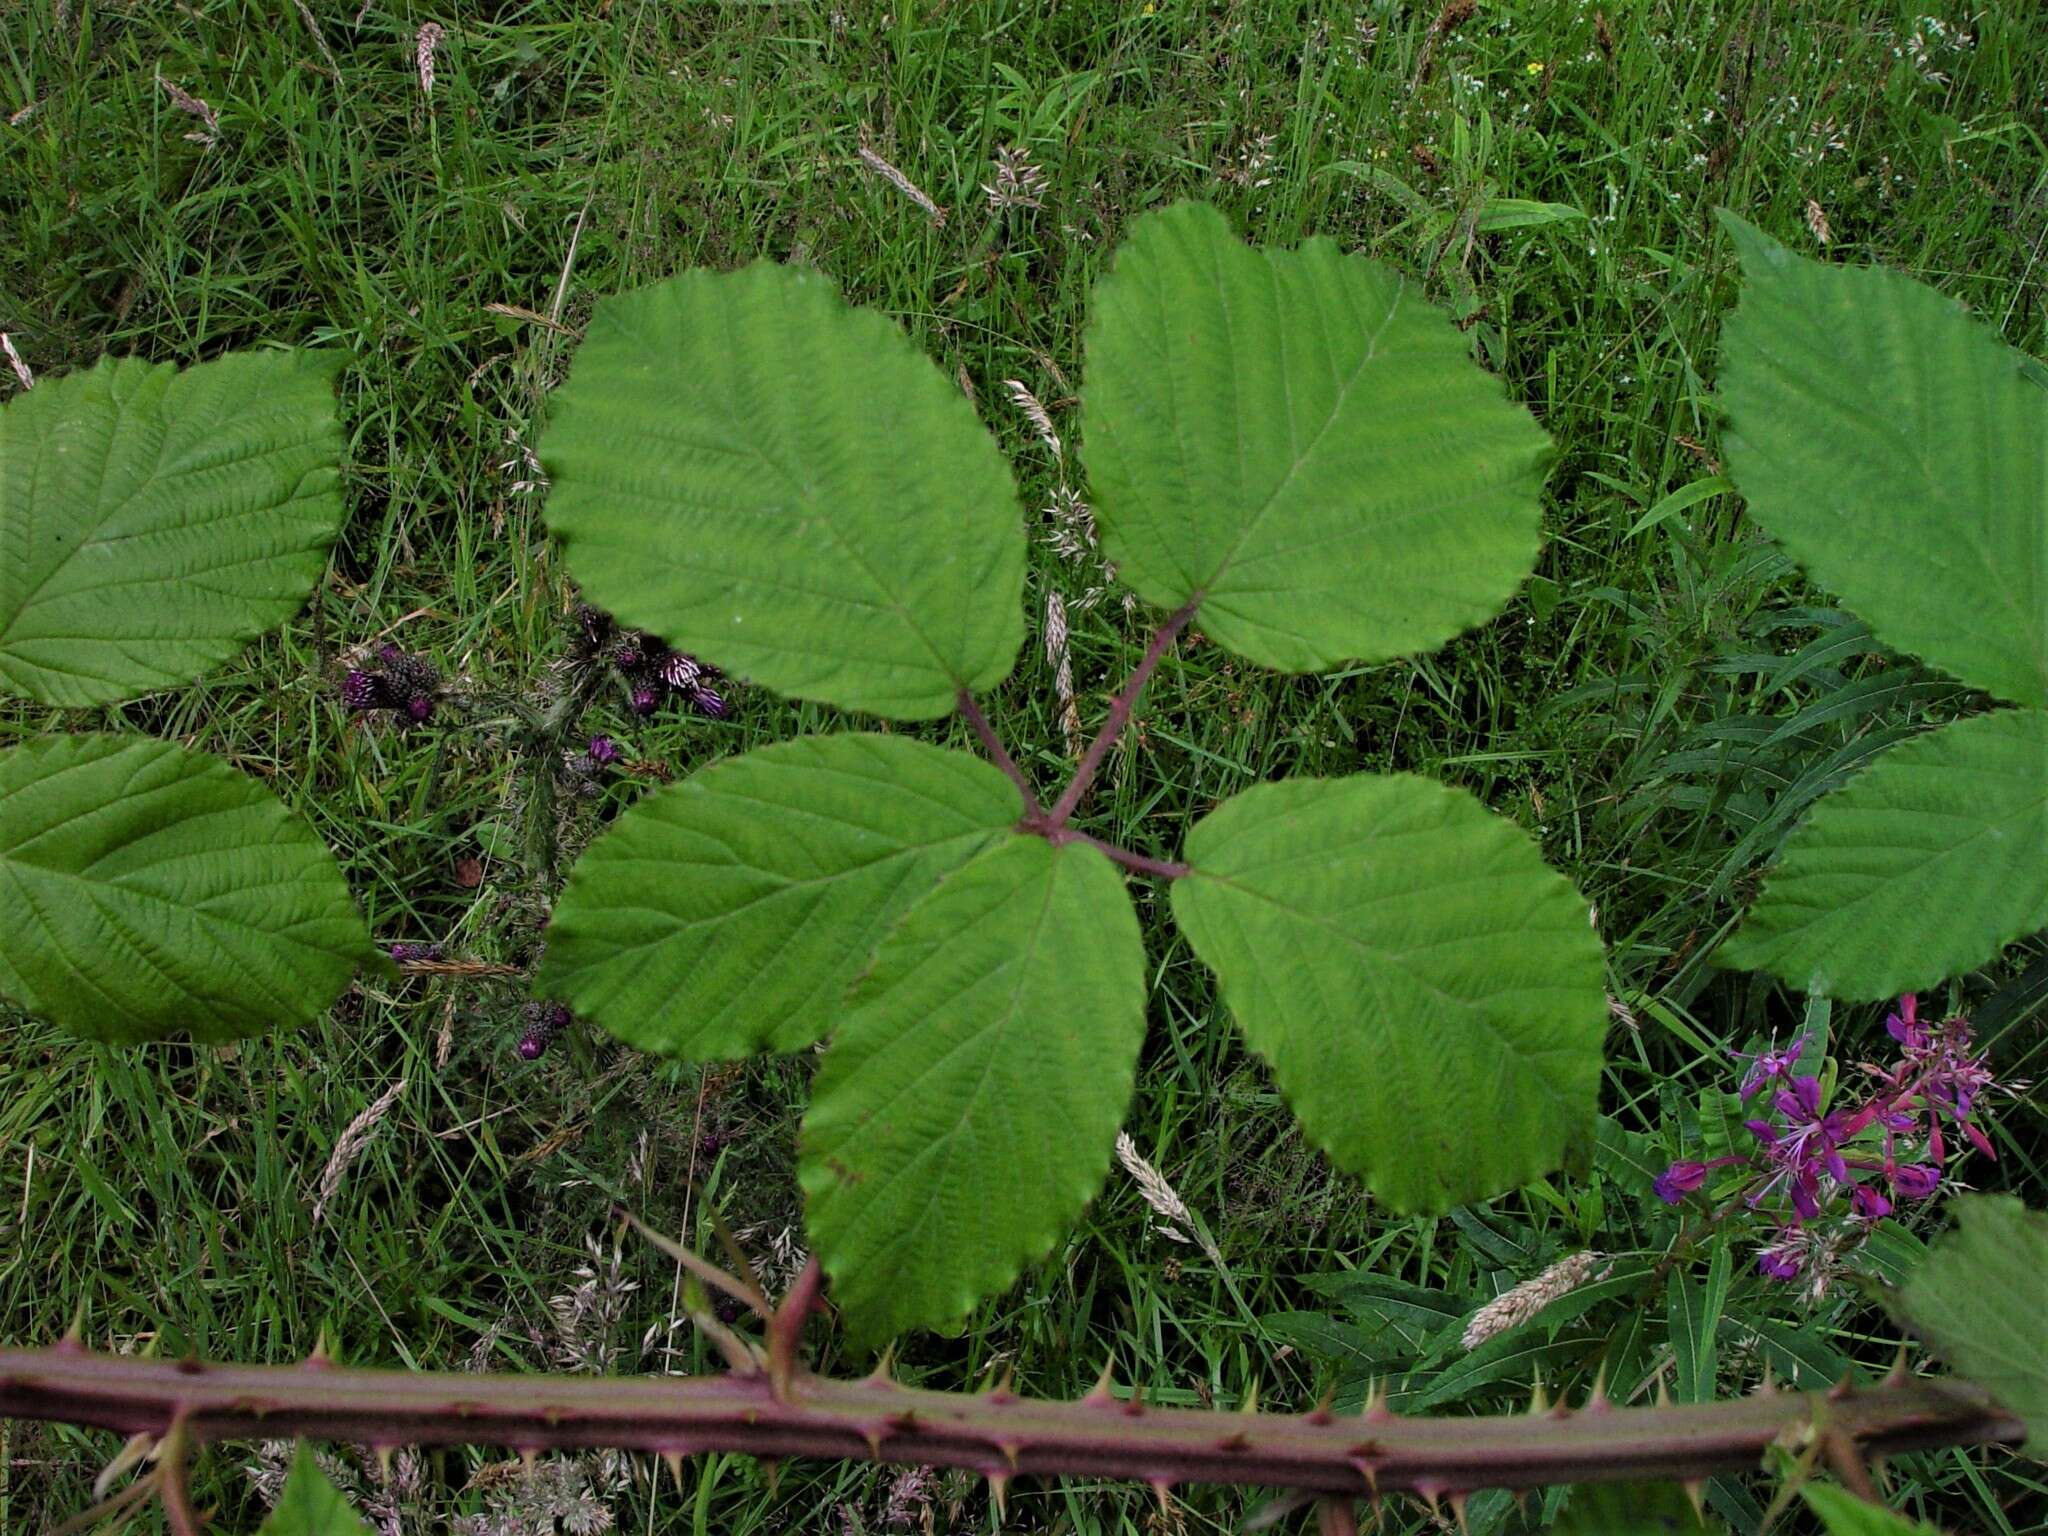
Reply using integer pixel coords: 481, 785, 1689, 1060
1654, 995, 2017, 1290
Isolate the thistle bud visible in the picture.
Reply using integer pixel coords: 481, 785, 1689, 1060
518, 1001, 573, 1060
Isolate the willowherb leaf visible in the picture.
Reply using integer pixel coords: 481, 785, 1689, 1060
536, 264, 1026, 719
1716, 212, 2048, 708
0, 350, 346, 706
1897, 1195, 2048, 1457
1718, 709, 2048, 999
0, 735, 372, 1044
800, 835, 1146, 1344
1172, 775, 1608, 1213
537, 735, 1021, 1061
1080, 200, 1552, 673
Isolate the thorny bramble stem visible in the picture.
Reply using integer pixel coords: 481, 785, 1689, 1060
0, 1346, 2020, 1502
956, 689, 1042, 816
1044, 599, 1200, 829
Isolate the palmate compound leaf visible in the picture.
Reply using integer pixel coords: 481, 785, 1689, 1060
535, 734, 1022, 1060
0, 350, 346, 707
536, 263, 1026, 720
1716, 212, 2048, 708
1079, 200, 1553, 674
1897, 1195, 2048, 1457
0, 734, 372, 1044
1718, 709, 2048, 999
1172, 776, 1608, 1214
800, 834, 1146, 1343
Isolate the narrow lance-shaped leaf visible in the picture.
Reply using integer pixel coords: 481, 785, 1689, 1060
1716, 212, 2048, 708
0, 734, 372, 1044
800, 835, 1146, 1343
537, 264, 1026, 719
1172, 775, 1608, 1213
1080, 200, 1553, 673
0, 350, 346, 707
537, 734, 1021, 1061
1897, 1195, 2048, 1457
1718, 709, 2048, 1000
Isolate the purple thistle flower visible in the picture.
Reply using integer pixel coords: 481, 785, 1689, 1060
688, 683, 729, 719
616, 643, 643, 672
342, 646, 439, 724
658, 651, 703, 690
587, 734, 621, 765
518, 1001, 573, 1060
630, 684, 660, 715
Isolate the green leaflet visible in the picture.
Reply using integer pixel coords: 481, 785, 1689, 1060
1897, 1195, 2048, 1457
1716, 213, 2048, 708
800, 835, 1146, 1343
536, 263, 1026, 720
536, 734, 1022, 1060
1080, 200, 1552, 673
0, 350, 346, 707
1172, 775, 1608, 1214
1718, 710, 2048, 999
0, 734, 371, 1044
256, 1445, 375, 1536
1800, 1487, 1945, 1536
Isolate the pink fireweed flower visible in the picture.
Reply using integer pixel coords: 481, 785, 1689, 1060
1654, 997, 2012, 1284
1732, 1030, 1809, 1099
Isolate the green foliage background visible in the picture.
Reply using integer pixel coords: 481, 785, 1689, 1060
1, 2, 2043, 1532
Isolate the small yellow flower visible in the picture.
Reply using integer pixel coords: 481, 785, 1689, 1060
1526, 59, 1546, 74
1142, 1, 1155, 12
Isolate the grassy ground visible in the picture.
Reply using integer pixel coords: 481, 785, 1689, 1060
3, 1, 2045, 1532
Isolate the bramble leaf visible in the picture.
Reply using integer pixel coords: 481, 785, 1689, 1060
537, 264, 1026, 719
1897, 1195, 2048, 1457
1717, 213, 2048, 708
537, 734, 1021, 1060
1080, 200, 1552, 673
0, 351, 347, 707
1718, 710, 2048, 999
256, 1446, 376, 1536
800, 835, 1145, 1343
1172, 775, 1607, 1213
0, 734, 371, 1044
